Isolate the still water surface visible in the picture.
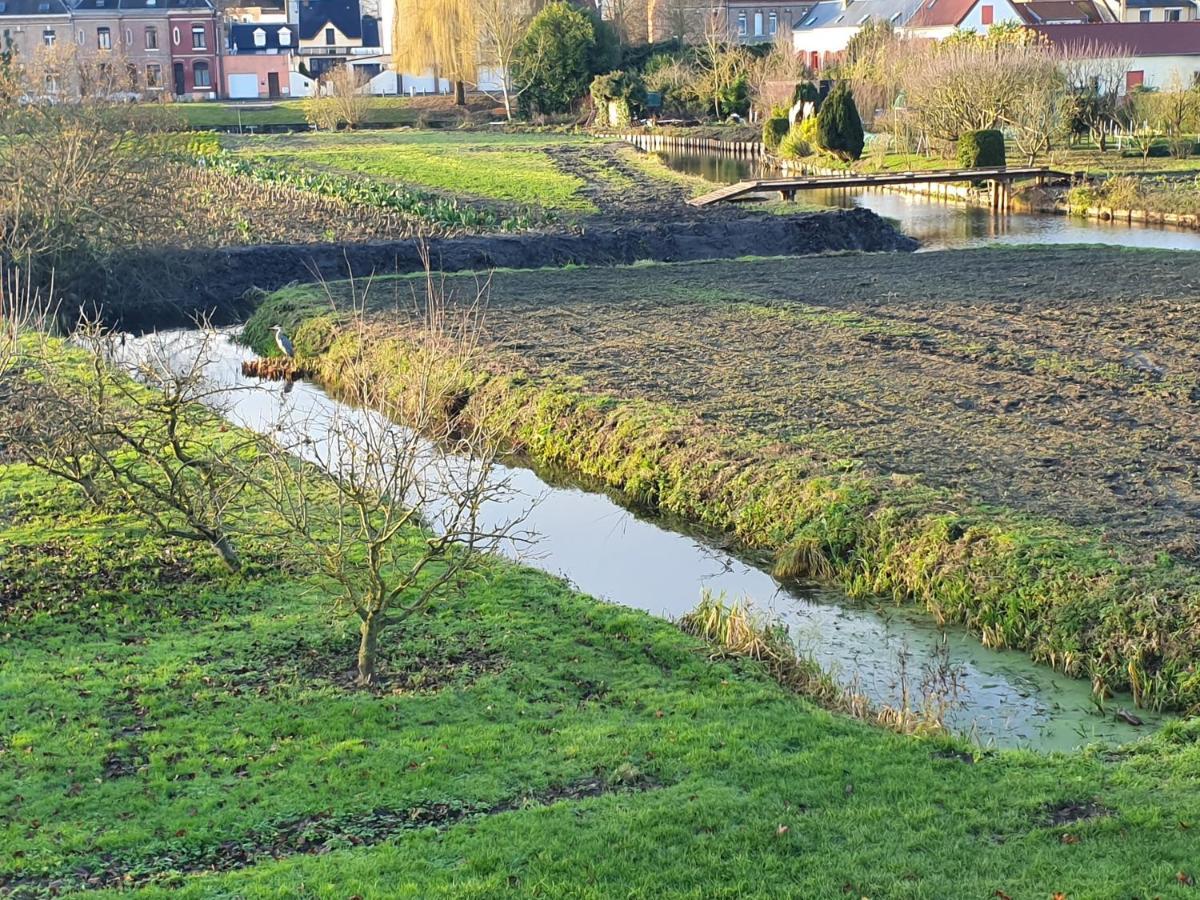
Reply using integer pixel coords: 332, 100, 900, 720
660, 151, 1200, 251
126, 330, 1169, 752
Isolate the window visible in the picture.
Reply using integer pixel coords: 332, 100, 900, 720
43, 28, 55, 46
768, 11, 778, 33
253, 26, 265, 46
1139, 8, 1151, 20
1167, 7, 1182, 20
193, 59, 210, 87
145, 26, 157, 48
754, 11, 763, 33
77, 28, 84, 43
1126, 69, 1145, 90
736, 12, 747, 33
44, 73, 59, 93
278, 25, 290, 44
124, 28, 132, 44
980, 3, 993, 23
192, 25, 206, 49
146, 63, 161, 86
97, 26, 111, 49
324, 26, 334, 44
126, 62, 138, 86
172, 26, 180, 44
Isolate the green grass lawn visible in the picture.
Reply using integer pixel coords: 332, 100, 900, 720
232, 131, 599, 212
4, 356, 1200, 897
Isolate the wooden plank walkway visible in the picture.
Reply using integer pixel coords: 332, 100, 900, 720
687, 167, 1073, 207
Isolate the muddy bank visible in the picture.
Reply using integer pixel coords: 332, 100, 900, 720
82, 208, 915, 330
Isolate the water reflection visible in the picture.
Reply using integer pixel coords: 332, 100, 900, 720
123, 329, 1170, 752
660, 151, 1200, 252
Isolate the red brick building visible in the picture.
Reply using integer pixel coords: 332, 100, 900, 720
166, 0, 221, 98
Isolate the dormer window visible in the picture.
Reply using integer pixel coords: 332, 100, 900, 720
253, 26, 265, 46
278, 25, 290, 44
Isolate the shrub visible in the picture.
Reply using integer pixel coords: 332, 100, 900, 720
778, 126, 812, 160
957, 129, 1005, 168
797, 116, 819, 144
514, 1, 597, 116
815, 83, 864, 161
590, 70, 645, 128
762, 115, 789, 151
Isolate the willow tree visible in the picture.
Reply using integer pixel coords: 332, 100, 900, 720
393, 0, 477, 105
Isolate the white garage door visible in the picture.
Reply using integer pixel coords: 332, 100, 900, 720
227, 74, 258, 99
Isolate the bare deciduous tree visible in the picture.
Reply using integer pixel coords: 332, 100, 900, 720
476, 0, 539, 120
252, 273, 530, 686
304, 64, 370, 131
18, 325, 255, 570
1060, 42, 1131, 152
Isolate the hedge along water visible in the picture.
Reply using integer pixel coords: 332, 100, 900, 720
125, 328, 1168, 752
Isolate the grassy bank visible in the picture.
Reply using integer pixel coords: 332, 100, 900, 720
244, 248, 1200, 711
5, 352, 1200, 897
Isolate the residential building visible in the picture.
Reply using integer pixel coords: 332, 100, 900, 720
1105, 0, 1196, 21
68, 0, 173, 95
792, 0, 918, 69
906, 0, 1025, 38
1013, 0, 1111, 24
1035, 21, 1200, 88
296, 0, 381, 79
722, 1, 816, 42
225, 19, 290, 97
0, 0, 72, 68
166, 0, 221, 98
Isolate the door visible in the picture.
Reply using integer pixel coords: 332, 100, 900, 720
227, 73, 257, 99
1126, 70, 1145, 91
172, 61, 184, 96
267, 71, 280, 98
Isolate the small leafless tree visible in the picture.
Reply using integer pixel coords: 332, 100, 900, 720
17, 324, 255, 570
304, 64, 370, 130
252, 271, 530, 686
1003, 58, 1070, 164
1060, 42, 1131, 152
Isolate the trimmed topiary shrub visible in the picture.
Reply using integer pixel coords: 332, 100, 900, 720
957, 130, 1006, 168
763, 115, 790, 152
814, 83, 864, 161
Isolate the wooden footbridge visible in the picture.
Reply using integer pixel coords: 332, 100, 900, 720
687, 166, 1074, 212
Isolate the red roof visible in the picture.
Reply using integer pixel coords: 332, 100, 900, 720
1034, 21, 1200, 54
908, 0, 979, 27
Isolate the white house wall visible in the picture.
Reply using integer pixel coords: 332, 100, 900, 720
1124, 52, 1200, 88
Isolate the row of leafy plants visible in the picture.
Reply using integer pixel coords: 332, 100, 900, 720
202, 151, 549, 234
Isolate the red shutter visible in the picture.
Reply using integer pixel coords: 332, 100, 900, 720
981, 4, 994, 23
1126, 70, 1145, 91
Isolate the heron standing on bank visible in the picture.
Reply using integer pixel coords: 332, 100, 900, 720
271, 325, 295, 359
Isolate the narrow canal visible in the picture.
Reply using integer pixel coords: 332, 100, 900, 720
660, 151, 1200, 251
126, 330, 1170, 753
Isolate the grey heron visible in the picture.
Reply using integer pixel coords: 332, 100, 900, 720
270, 325, 295, 359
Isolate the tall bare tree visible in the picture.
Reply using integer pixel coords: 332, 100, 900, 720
476, 0, 539, 120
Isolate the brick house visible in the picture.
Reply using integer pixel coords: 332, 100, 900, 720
0, 0, 72, 82
69, 0, 171, 95
166, 0, 220, 98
